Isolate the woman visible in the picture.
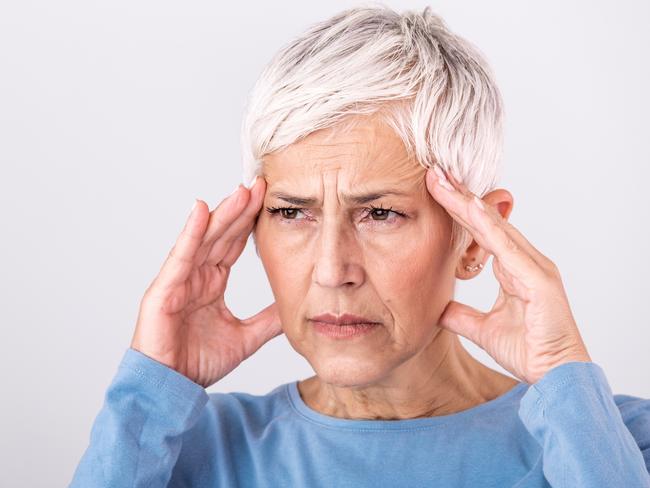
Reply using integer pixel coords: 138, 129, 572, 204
70, 5, 650, 487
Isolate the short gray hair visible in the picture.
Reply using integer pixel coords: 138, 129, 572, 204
241, 3, 505, 254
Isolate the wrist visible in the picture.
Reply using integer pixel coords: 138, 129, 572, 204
542, 348, 592, 378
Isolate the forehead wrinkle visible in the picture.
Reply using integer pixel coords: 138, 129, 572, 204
261, 114, 425, 201
269, 160, 419, 207
302, 120, 378, 162
268, 188, 413, 207
298, 143, 410, 180
264, 151, 424, 204
301, 143, 373, 171
264, 115, 401, 170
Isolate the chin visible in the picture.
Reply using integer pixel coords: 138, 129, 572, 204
310, 354, 387, 388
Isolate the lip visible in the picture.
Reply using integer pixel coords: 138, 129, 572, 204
311, 321, 380, 339
309, 313, 381, 340
309, 313, 380, 325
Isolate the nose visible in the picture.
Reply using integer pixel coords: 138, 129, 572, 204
312, 218, 363, 289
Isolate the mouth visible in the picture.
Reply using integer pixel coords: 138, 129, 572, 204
308, 313, 381, 339
309, 313, 381, 325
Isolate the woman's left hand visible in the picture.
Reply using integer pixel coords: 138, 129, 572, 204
425, 164, 591, 385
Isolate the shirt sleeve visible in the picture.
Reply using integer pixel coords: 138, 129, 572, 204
518, 360, 650, 487
68, 348, 209, 488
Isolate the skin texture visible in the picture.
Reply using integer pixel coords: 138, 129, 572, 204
253, 112, 525, 420
130, 179, 283, 389
130, 110, 590, 419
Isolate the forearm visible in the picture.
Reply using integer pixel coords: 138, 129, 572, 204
69, 348, 209, 488
518, 361, 650, 487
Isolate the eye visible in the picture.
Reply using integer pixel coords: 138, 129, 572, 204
264, 204, 407, 224
265, 205, 306, 221
365, 204, 405, 222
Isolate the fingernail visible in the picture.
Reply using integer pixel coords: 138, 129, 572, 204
246, 175, 258, 189
190, 199, 198, 216
432, 164, 455, 192
229, 184, 242, 197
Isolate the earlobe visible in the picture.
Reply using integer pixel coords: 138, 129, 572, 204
451, 188, 512, 281
454, 237, 487, 280
455, 258, 486, 280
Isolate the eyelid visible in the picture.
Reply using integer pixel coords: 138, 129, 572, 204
265, 204, 406, 222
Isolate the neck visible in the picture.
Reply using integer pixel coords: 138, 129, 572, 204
297, 330, 520, 420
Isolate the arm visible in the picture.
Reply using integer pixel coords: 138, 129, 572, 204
424, 125, 649, 486
69, 348, 209, 488
518, 360, 650, 487
69, 180, 281, 486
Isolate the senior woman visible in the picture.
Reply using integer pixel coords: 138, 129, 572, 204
70, 5, 650, 487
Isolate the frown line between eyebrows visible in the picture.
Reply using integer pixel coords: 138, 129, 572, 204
269, 190, 410, 206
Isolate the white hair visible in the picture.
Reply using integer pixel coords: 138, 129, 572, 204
241, 3, 505, 254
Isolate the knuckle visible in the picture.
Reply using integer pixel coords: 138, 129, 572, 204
144, 276, 164, 297
501, 230, 519, 253
537, 252, 560, 276
503, 220, 518, 234
212, 211, 228, 228
488, 217, 506, 235
168, 244, 191, 264
533, 264, 560, 288
546, 259, 561, 278
141, 284, 160, 307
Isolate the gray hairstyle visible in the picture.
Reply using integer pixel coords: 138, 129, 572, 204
241, 3, 505, 255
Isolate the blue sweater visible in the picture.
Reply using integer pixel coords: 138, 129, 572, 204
69, 348, 650, 487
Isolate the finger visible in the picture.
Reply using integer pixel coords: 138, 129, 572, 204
243, 301, 283, 337
193, 185, 249, 264
193, 184, 252, 266
438, 165, 554, 270
220, 219, 255, 268
438, 299, 489, 348
204, 176, 265, 266
155, 199, 210, 292
241, 302, 284, 356
426, 166, 548, 291
485, 210, 556, 273
425, 164, 481, 231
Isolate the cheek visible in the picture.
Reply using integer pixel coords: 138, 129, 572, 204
364, 221, 454, 342
257, 212, 452, 284
362, 212, 449, 277
255, 222, 309, 331
256, 213, 453, 325
258, 229, 306, 288
371, 238, 448, 318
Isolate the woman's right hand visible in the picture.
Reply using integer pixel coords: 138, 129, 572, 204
130, 176, 283, 388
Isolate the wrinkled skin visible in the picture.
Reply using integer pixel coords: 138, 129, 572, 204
253, 113, 527, 419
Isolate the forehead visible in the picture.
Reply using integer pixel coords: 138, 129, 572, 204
261, 113, 421, 185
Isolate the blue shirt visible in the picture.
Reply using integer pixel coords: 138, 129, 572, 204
69, 348, 650, 487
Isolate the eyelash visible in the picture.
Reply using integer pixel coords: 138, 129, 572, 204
264, 204, 407, 224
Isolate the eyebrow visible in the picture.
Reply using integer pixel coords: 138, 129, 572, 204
268, 190, 410, 206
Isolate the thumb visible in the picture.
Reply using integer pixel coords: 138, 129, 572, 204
241, 302, 284, 346
438, 300, 487, 347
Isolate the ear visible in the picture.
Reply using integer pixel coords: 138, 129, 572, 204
454, 188, 514, 280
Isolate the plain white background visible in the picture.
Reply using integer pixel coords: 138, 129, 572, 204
1, 1, 648, 486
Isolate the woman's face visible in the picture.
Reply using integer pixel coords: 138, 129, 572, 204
254, 114, 459, 387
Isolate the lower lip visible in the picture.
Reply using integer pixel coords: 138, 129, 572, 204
311, 321, 380, 339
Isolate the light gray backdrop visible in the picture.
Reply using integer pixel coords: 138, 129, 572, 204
1, 1, 648, 486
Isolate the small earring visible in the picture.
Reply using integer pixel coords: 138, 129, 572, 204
464, 263, 484, 272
